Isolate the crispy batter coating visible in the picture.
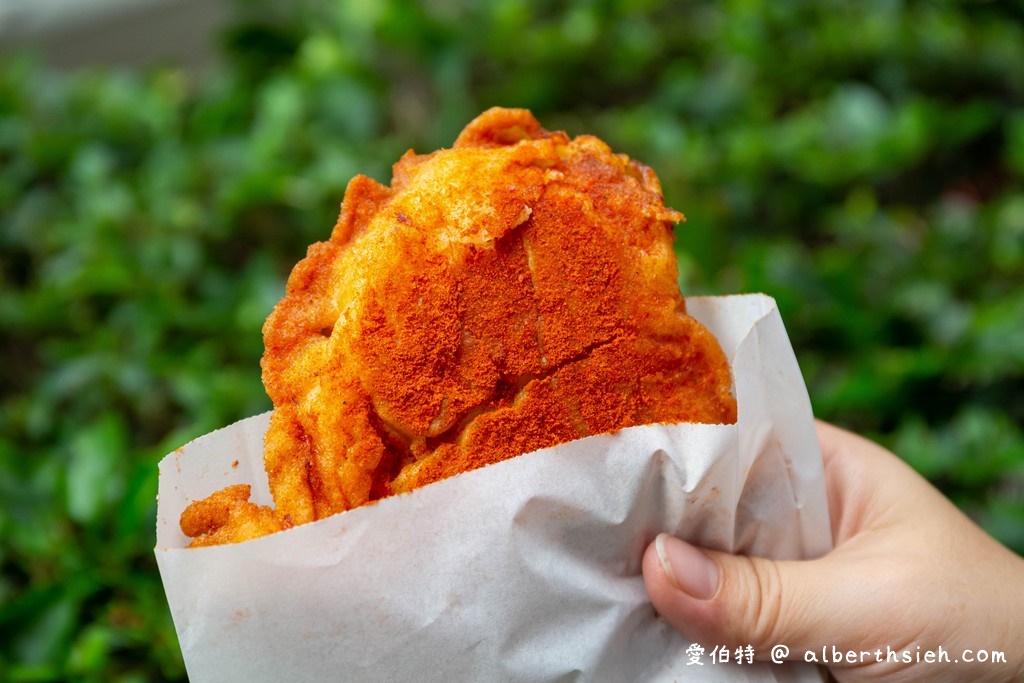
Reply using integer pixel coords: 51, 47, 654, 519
180, 107, 737, 547
179, 484, 289, 547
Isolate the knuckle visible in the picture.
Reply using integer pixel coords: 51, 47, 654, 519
735, 556, 787, 650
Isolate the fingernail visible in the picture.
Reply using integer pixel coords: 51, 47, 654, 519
655, 533, 718, 600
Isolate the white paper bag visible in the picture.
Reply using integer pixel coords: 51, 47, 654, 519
156, 294, 831, 682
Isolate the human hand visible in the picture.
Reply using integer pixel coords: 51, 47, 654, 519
642, 420, 1024, 682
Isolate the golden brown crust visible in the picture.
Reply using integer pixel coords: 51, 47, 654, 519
180, 107, 737, 546
180, 484, 289, 548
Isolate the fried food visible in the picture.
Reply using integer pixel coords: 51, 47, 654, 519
179, 484, 289, 547
181, 107, 737, 546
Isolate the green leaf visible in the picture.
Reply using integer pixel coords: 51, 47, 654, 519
66, 414, 127, 526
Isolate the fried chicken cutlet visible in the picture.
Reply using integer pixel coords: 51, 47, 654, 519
181, 107, 737, 547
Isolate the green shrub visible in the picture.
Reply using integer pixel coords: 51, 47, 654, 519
1, 1, 1021, 679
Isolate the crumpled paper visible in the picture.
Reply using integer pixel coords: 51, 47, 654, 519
155, 294, 831, 682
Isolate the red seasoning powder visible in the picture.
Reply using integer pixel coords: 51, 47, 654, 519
181, 107, 736, 547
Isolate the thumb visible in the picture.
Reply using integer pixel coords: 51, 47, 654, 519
643, 533, 872, 660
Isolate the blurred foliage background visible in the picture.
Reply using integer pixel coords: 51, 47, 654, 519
2, 0, 1023, 680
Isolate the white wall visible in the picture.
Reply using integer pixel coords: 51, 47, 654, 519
0, 0, 229, 70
